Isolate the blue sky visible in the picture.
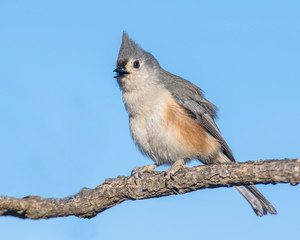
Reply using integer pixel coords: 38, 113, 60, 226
0, 1, 299, 239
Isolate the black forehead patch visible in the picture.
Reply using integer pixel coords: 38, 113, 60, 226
117, 59, 128, 68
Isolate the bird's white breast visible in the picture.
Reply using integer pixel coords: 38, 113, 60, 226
122, 83, 199, 165
122, 84, 175, 164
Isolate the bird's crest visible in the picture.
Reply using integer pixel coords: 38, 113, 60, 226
117, 32, 148, 64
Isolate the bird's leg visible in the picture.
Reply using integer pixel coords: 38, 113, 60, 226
131, 164, 158, 177
165, 159, 187, 178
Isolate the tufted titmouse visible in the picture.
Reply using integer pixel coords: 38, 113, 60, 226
114, 32, 277, 216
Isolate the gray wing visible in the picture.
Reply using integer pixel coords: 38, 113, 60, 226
162, 71, 235, 162
200, 112, 235, 162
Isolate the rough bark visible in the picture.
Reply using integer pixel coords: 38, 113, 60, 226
0, 159, 299, 220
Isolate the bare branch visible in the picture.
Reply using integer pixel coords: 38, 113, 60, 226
0, 159, 299, 219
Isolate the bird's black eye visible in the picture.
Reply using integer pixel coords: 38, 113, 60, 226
133, 60, 140, 68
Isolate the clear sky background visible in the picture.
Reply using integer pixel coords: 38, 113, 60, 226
0, 1, 299, 239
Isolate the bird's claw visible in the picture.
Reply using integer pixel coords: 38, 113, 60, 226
165, 159, 187, 179
131, 164, 157, 177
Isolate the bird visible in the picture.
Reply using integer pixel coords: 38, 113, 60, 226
113, 32, 277, 216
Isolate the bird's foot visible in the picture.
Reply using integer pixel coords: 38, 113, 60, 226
165, 159, 187, 179
131, 164, 158, 177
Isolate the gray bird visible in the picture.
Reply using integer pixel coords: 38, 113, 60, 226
114, 32, 277, 216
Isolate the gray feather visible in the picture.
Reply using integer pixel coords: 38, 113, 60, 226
236, 185, 277, 216
160, 70, 235, 162
117, 32, 159, 69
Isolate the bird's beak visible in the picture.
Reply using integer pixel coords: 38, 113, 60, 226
113, 67, 129, 78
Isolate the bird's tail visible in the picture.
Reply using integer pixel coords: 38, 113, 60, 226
235, 185, 277, 216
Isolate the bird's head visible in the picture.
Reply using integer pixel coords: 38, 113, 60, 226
114, 32, 160, 91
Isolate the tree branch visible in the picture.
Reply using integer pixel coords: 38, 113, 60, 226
0, 159, 299, 219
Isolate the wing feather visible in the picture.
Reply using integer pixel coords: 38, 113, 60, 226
161, 71, 235, 162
